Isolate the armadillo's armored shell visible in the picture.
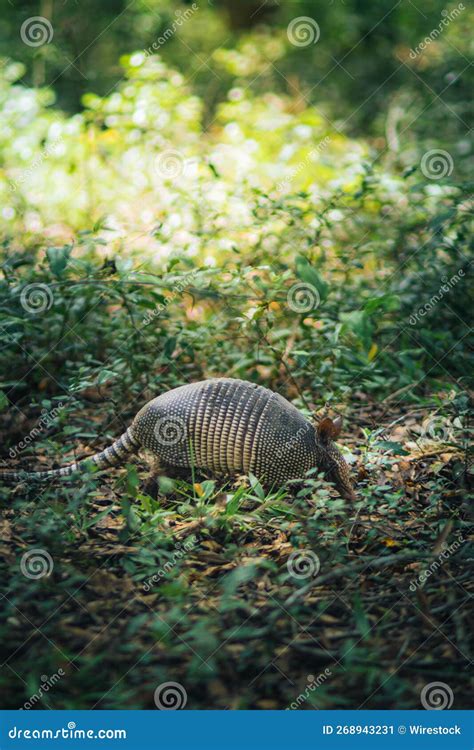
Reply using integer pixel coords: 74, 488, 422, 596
132, 378, 318, 485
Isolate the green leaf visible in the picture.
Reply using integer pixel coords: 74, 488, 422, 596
221, 564, 258, 597
296, 256, 329, 302
402, 165, 417, 178
83, 505, 116, 529
199, 479, 216, 501
363, 294, 399, 315
353, 594, 371, 639
224, 486, 246, 515
97, 368, 118, 385
0, 390, 8, 411
164, 337, 177, 358
208, 162, 220, 178
340, 310, 373, 349
46, 246, 71, 277
248, 472, 265, 499
374, 441, 409, 455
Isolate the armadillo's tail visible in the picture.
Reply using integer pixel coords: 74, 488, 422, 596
0, 427, 140, 482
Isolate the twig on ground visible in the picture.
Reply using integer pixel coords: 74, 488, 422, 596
285, 549, 430, 606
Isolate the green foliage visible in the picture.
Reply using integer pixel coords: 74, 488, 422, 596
0, 0, 471, 712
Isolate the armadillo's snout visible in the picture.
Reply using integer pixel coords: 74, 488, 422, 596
334, 476, 356, 502
328, 451, 356, 502
340, 484, 357, 502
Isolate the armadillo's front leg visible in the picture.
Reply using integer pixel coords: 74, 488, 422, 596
142, 456, 164, 500
142, 458, 190, 499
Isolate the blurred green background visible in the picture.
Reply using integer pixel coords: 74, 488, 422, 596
1, 0, 472, 141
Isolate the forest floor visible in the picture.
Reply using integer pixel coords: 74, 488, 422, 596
0, 396, 471, 710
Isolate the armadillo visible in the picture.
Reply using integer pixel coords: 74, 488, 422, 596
0, 378, 355, 499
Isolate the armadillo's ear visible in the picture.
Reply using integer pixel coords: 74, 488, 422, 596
316, 416, 342, 442
332, 415, 343, 438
